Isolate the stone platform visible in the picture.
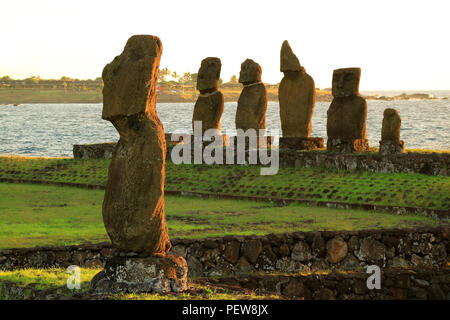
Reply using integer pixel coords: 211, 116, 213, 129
379, 140, 405, 155
279, 137, 324, 151
91, 254, 188, 294
229, 135, 273, 149
327, 138, 370, 153
73, 143, 116, 159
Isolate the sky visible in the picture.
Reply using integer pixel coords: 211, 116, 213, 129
1, 0, 449, 90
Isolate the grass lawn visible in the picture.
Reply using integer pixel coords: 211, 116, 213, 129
0, 182, 443, 250
0, 156, 449, 210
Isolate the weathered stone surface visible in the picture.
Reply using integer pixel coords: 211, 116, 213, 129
327, 138, 369, 153
327, 92, 367, 139
224, 241, 240, 264
332, 68, 361, 98
279, 137, 324, 151
313, 288, 335, 300
236, 59, 267, 132
357, 238, 386, 261
291, 241, 312, 261
192, 91, 224, 134
340, 254, 360, 270
91, 255, 188, 293
73, 143, 116, 159
280, 40, 301, 72
241, 240, 262, 264
235, 84, 267, 131
326, 236, 348, 263
311, 234, 325, 256
239, 58, 262, 84
327, 68, 368, 153
379, 140, 405, 155
101, 35, 170, 254
281, 280, 310, 298
187, 256, 203, 278
4, 267, 449, 300
379, 108, 404, 155
381, 108, 401, 142
279, 243, 290, 257
281, 149, 449, 177
1, 229, 448, 278
193, 57, 224, 136
196, 57, 221, 91
168, 245, 187, 258
102, 35, 162, 120
236, 256, 253, 274
279, 41, 316, 138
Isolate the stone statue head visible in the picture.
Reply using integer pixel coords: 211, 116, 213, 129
239, 59, 262, 85
102, 35, 162, 121
332, 68, 361, 98
383, 108, 398, 118
196, 57, 221, 91
280, 40, 302, 73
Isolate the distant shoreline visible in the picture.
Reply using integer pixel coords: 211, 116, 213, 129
0, 88, 445, 105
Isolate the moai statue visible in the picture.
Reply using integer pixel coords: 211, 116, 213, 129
326, 68, 369, 153
92, 35, 187, 294
192, 57, 224, 136
379, 108, 405, 155
235, 59, 268, 133
278, 40, 324, 150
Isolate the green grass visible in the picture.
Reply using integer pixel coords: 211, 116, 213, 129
0, 268, 281, 300
0, 156, 448, 210
0, 268, 98, 291
0, 182, 443, 249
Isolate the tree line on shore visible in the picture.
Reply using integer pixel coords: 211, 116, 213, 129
0, 71, 268, 90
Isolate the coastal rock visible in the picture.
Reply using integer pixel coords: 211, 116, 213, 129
279, 40, 316, 138
327, 68, 369, 153
101, 35, 171, 254
379, 108, 405, 155
236, 59, 267, 132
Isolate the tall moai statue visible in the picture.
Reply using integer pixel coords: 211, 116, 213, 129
192, 57, 224, 136
92, 35, 187, 294
278, 40, 324, 150
235, 59, 268, 133
379, 108, 405, 155
326, 68, 369, 153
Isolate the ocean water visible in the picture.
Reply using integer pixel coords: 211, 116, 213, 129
0, 100, 449, 157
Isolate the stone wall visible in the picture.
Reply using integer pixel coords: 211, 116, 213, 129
2, 267, 448, 300
73, 141, 449, 176
197, 267, 449, 300
280, 150, 449, 176
1, 228, 448, 278
73, 143, 116, 160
